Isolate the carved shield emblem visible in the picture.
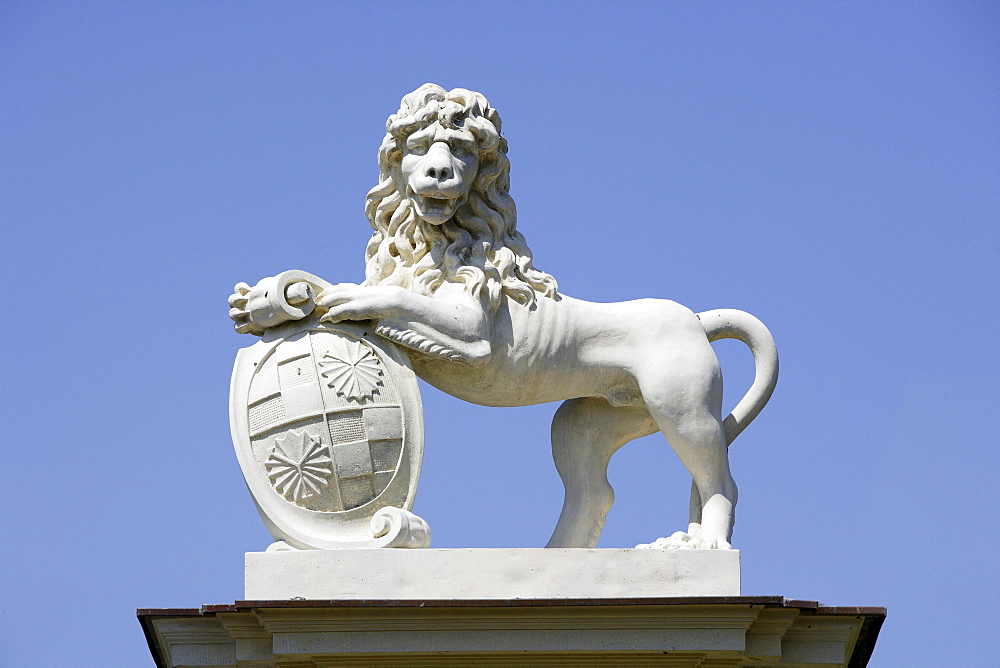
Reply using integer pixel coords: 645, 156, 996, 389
230, 318, 426, 549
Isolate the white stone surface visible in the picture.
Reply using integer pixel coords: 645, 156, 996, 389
244, 548, 740, 600
229, 84, 779, 551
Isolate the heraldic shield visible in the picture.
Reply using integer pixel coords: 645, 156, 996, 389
230, 317, 429, 549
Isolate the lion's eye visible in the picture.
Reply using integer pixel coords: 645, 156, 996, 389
408, 143, 429, 156
452, 146, 470, 158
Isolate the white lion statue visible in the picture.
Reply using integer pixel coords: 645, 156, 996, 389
230, 84, 778, 550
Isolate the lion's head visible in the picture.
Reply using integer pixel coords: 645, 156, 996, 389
363, 84, 558, 313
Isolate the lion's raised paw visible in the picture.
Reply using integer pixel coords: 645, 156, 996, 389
635, 531, 731, 550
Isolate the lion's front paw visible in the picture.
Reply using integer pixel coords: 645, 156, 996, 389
228, 282, 265, 336
635, 531, 731, 550
317, 283, 400, 323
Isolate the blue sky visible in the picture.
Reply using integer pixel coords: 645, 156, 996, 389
3, 2, 997, 665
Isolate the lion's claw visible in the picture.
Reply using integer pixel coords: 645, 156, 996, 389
635, 532, 731, 550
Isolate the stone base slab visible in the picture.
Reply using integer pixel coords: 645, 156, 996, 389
141, 597, 886, 666
245, 548, 740, 600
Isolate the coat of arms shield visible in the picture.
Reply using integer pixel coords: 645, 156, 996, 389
230, 316, 428, 549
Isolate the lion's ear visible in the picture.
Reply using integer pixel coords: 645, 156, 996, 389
486, 108, 501, 131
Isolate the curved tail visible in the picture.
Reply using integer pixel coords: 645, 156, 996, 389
697, 309, 779, 446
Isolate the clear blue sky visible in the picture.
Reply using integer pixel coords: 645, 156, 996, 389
3, 2, 997, 665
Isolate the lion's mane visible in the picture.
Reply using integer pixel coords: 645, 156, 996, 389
363, 84, 558, 313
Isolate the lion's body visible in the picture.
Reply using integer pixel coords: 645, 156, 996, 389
408, 293, 712, 411
328, 84, 777, 550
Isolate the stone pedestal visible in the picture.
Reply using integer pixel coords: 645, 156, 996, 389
245, 548, 741, 600
139, 595, 885, 667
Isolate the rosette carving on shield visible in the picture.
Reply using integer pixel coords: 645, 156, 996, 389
265, 430, 333, 503
318, 338, 384, 401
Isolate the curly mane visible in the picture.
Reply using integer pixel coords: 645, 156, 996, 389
363, 84, 558, 313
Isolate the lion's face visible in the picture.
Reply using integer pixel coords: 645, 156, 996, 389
365, 84, 559, 310
399, 121, 479, 225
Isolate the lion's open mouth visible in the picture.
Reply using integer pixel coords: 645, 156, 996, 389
417, 195, 456, 214
412, 193, 460, 222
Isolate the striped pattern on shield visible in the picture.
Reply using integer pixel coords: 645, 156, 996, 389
246, 328, 405, 512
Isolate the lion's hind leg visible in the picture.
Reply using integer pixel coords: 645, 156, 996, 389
636, 348, 737, 550
546, 398, 656, 549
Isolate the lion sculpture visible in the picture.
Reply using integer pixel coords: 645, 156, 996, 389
230, 84, 778, 550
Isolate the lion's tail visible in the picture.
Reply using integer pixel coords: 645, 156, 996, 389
697, 309, 779, 446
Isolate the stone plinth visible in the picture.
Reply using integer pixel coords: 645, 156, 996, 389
139, 597, 885, 667
245, 548, 741, 600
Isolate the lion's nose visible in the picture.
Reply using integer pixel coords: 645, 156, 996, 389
422, 142, 454, 182
425, 165, 451, 180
